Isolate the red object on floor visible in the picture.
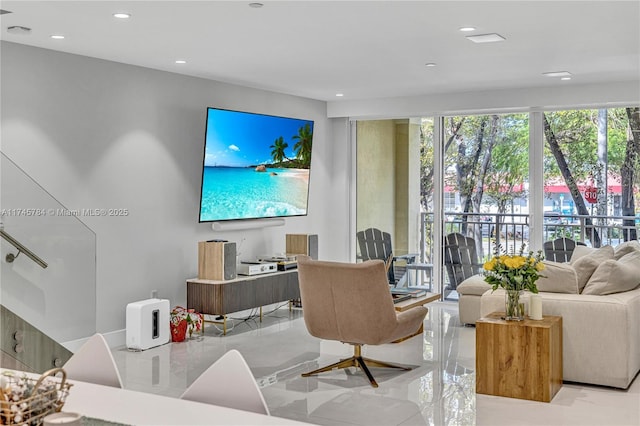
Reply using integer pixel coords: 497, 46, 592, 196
171, 319, 187, 342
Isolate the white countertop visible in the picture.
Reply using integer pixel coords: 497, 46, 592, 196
3, 369, 309, 425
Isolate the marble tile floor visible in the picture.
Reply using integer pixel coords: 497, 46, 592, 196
111, 302, 639, 426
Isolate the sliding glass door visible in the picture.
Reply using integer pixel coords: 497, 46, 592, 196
421, 113, 530, 299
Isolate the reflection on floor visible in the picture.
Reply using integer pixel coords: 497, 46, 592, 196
111, 302, 639, 426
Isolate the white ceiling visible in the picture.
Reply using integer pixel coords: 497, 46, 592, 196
1, 1, 639, 102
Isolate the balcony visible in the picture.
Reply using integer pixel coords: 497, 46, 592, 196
416, 211, 638, 298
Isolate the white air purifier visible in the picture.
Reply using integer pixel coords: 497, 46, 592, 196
126, 298, 170, 350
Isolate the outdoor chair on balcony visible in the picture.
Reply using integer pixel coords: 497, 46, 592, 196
356, 228, 396, 284
543, 237, 587, 263
356, 228, 417, 285
444, 233, 483, 296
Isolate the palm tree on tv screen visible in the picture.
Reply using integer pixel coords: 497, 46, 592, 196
270, 136, 289, 165
293, 123, 313, 169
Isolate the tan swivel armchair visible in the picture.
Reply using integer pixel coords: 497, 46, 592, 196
297, 256, 428, 387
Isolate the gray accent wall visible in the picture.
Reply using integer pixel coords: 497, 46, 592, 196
1, 42, 351, 344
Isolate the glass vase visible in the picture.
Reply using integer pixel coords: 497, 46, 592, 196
504, 289, 525, 321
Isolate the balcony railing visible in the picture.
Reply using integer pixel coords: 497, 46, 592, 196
414, 211, 638, 296
420, 211, 639, 263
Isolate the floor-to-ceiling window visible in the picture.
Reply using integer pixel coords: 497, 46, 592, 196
421, 113, 530, 299
542, 107, 640, 245
354, 107, 639, 299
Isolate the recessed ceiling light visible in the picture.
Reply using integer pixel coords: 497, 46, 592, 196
459, 27, 476, 32
335, 93, 344, 97
249, 2, 264, 8
6, 25, 31, 35
50, 34, 65, 40
425, 62, 437, 67
113, 12, 131, 19
466, 33, 505, 43
175, 60, 187, 64
561, 77, 572, 81
543, 71, 572, 78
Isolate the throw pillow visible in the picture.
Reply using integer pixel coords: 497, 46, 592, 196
613, 240, 640, 260
535, 260, 579, 293
569, 245, 595, 264
571, 245, 614, 292
582, 250, 640, 295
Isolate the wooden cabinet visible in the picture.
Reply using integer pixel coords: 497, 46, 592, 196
186, 270, 299, 334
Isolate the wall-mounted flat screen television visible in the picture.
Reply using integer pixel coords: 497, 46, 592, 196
199, 107, 314, 223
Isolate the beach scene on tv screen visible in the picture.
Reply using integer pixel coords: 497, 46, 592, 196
199, 109, 314, 222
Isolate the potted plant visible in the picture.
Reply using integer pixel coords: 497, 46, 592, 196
170, 306, 203, 342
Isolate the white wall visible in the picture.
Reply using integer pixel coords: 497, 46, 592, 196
1, 42, 351, 342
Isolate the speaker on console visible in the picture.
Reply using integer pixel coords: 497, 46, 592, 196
198, 241, 237, 280
286, 234, 318, 260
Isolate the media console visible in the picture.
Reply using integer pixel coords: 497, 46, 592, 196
186, 270, 299, 335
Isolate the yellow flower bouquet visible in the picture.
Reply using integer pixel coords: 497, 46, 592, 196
483, 245, 545, 320
483, 245, 545, 292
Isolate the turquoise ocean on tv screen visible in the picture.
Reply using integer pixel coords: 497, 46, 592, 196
200, 167, 309, 221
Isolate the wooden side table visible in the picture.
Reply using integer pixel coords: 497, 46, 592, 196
475, 312, 563, 402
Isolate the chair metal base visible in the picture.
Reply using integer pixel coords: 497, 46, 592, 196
301, 344, 411, 388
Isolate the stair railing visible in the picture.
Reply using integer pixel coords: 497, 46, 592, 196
0, 224, 48, 268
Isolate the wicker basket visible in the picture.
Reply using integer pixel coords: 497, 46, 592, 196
0, 368, 72, 425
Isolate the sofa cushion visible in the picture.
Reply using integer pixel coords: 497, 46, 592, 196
535, 260, 579, 293
582, 250, 640, 295
457, 274, 492, 296
570, 245, 614, 292
613, 240, 640, 260
569, 245, 594, 264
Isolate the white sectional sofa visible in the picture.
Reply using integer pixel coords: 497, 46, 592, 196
457, 276, 492, 325
469, 240, 640, 389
